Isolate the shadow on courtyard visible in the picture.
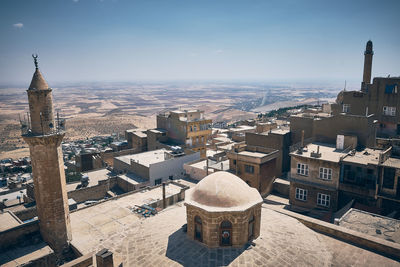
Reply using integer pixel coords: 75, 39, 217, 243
166, 228, 249, 267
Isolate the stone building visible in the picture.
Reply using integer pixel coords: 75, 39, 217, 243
21, 57, 71, 254
156, 110, 212, 158
125, 129, 148, 153
289, 143, 348, 213
335, 40, 400, 137
245, 129, 291, 176
185, 171, 263, 247
339, 147, 393, 211
290, 112, 377, 149
227, 143, 279, 195
114, 148, 199, 186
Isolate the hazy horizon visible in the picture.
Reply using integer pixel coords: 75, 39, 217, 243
1, 0, 399, 84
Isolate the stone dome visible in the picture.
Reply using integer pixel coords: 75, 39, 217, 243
185, 171, 263, 212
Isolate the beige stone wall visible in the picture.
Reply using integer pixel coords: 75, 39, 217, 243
0, 220, 40, 250
185, 204, 261, 248
289, 181, 339, 211
27, 89, 55, 135
290, 155, 341, 189
68, 177, 118, 203
23, 133, 71, 253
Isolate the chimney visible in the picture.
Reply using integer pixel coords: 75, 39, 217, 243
162, 182, 166, 209
206, 158, 209, 175
301, 130, 305, 148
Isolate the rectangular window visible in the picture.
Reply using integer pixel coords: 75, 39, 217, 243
383, 106, 396, 116
295, 188, 307, 201
342, 104, 350, 113
383, 168, 395, 189
385, 84, 398, 94
319, 167, 332, 180
297, 163, 309, 176
245, 164, 255, 174
155, 178, 162, 185
317, 193, 330, 207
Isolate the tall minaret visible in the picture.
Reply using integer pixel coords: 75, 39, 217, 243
22, 55, 71, 254
361, 40, 373, 91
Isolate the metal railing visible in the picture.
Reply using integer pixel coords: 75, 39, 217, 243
20, 111, 66, 136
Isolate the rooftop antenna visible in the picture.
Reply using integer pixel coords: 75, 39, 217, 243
32, 54, 39, 69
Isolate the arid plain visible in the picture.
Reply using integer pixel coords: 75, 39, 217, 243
0, 82, 339, 159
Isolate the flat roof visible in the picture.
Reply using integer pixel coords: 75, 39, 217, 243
209, 159, 230, 171
66, 168, 111, 192
69, 202, 399, 266
0, 242, 53, 266
260, 128, 290, 135
0, 211, 21, 231
381, 157, 400, 168
148, 128, 167, 134
118, 173, 149, 185
291, 143, 347, 163
189, 159, 208, 169
339, 208, 400, 244
70, 183, 185, 256
116, 149, 170, 167
342, 148, 383, 166
238, 150, 270, 158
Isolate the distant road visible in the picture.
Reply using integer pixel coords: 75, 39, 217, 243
251, 97, 336, 113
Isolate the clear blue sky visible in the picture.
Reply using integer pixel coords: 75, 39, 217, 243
0, 0, 399, 85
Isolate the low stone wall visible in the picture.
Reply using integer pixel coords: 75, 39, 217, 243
116, 176, 136, 192
0, 185, 27, 196
268, 206, 400, 260
60, 253, 93, 267
67, 177, 117, 203
14, 206, 37, 221
0, 219, 40, 250
272, 178, 290, 197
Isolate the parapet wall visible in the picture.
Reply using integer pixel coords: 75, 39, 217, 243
268, 206, 400, 260
0, 219, 40, 251
67, 177, 118, 203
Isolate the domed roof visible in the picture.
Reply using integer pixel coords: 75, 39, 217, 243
185, 171, 263, 212
29, 68, 50, 90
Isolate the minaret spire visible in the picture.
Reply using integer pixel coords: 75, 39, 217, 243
32, 54, 39, 69
361, 40, 373, 91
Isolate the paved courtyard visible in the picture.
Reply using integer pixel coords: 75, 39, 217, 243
70, 201, 400, 266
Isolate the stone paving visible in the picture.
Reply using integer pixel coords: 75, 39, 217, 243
70, 202, 400, 266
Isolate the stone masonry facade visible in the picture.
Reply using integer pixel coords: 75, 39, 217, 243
23, 133, 72, 253
185, 203, 261, 248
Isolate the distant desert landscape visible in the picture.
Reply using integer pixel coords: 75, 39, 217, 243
0, 81, 340, 159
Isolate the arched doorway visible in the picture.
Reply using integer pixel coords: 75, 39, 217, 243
220, 220, 232, 246
248, 214, 254, 241
194, 216, 202, 242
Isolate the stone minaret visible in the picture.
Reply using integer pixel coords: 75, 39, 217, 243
22, 55, 71, 254
361, 40, 373, 91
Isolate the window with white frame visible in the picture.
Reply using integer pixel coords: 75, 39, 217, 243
317, 193, 330, 207
319, 167, 332, 180
297, 163, 309, 176
342, 104, 350, 113
383, 106, 396, 116
295, 188, 307, 201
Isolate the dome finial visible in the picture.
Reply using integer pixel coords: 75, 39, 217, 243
32, 54, 39, 69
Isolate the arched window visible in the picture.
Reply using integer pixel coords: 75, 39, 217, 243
194, 216, 202, 242
220, 220, 232, 246
248, 215, 255, 240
